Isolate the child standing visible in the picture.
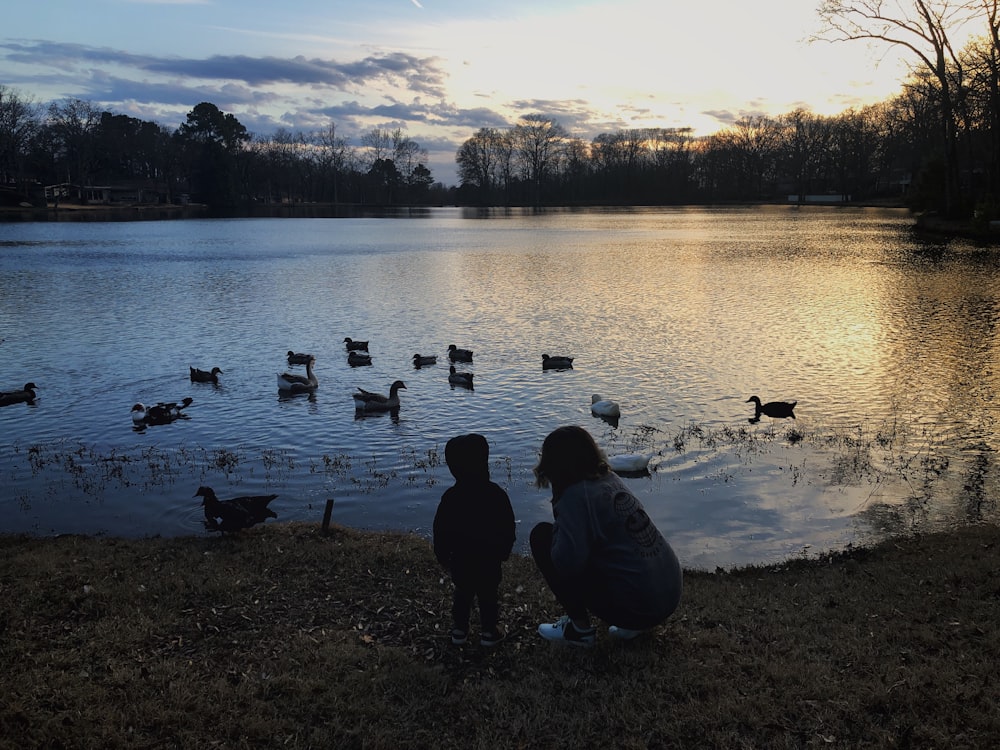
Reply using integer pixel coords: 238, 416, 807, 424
433, 433, 516, 646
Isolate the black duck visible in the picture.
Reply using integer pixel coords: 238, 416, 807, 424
197, 486, 278, 533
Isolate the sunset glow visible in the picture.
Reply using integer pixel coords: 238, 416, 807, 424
4, 0, 919, 184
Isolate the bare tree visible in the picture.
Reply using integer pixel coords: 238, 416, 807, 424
729, 115, 784, 199
781, 109, 835, 202
312, 122, 355, 203
46, 98, 101, 196
816, 0, 978, 215
511, 115, 566, 205
361, 127, 393, 170
0, 85, 40, 194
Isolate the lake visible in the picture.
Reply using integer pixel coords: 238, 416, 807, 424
1, 205, 998, 569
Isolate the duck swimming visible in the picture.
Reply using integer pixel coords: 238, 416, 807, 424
348, 351, 372, 367
132, 397, 193, 426
413, 354, 438, 368
746, 395, 797, 421
542, 354, 574, 370
196, 486, 278, 533
190, 366, 222, 384
607, 452, 658, 475
287, 350, 313, 365
353, 380, 406, 411
447, 344, 474, 362
344, 337, 369, 352
278, 356, 318, 393
590, 394, 621, 418
448, 366, 474, 389
0, 382, 37, 407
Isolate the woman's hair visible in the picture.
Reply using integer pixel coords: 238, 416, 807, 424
533, 425, 609, 490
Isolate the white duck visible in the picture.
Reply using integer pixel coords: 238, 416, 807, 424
607, 452, 658, 475
278, 356, 318, 393
353, 380, 406, 411
590, 394, 621, 418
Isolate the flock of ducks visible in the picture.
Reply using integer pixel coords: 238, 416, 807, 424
2, 331, 799, 528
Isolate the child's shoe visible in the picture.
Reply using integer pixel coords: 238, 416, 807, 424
480, 626, 505, 647
537, 615, 596, 647
450, 627, 468, 646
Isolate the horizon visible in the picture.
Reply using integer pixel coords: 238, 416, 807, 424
5, 1, 929, 186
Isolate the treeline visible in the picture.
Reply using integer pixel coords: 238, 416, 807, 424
7, 1, 1000, 219
0, 94, 449, 209
456, 4, 1000, 220
454, 81, 976, 213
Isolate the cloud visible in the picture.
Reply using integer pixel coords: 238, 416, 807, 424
1, 41, 448, 97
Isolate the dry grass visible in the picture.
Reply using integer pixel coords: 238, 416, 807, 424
2, 522, 999, 749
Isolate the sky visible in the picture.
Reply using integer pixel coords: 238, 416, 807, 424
3, 0, 917, 186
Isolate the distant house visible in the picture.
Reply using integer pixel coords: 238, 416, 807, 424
44, 183, 165, 206
787, 194, 851, 204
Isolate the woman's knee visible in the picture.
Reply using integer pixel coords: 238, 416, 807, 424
529, 522, 553, 559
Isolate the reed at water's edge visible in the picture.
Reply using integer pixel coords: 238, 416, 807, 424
2, 521, 998, 748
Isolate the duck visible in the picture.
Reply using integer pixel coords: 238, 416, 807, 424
607, 452, 658, 475
343, 337, 369, 352
0, 382, 37, 407
447, 344, 474, 362
278, 356, 318, 393
590, 394, 621, 418
131, 397, 193, 426
542, 354, 574, 370
353, 380, 406, 411
746, 395, 797, 421
448, 366, 474, 389
189, 366, 222, 384
287, 350, 313, 365
196, 486, 278, 533
348, 351, 372, 367
413, 353, 438, 368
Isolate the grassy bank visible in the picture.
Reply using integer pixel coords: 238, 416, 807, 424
2, 522, 998, 749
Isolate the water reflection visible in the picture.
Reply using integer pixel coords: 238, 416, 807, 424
2, 207, 1000, 568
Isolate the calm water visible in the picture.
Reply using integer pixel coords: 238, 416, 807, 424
2, 206, 998, 568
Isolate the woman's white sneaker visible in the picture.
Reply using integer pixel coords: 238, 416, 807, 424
608, 625, 646, 640
537, 615, 596, 647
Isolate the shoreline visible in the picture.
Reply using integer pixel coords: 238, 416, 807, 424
2, 520, 998, 747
